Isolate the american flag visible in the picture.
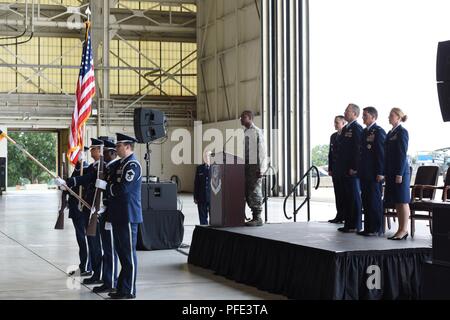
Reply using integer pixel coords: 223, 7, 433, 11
68, 22, 96, 165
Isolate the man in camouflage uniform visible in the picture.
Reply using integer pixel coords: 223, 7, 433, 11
240, 110, 267, 227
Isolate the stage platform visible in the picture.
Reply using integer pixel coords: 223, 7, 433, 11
188, 222, 432, 300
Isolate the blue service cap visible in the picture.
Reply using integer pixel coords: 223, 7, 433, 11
98, 136, 116, 150
89, 138, 104, 148
116, 133, 137, 144
103, 140, 116, 150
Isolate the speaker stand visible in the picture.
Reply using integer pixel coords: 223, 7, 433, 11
144, 142, 151, 183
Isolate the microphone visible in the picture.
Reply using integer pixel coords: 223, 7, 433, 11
211, 135, 234, 157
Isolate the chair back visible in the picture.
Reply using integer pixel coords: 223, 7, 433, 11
442, 167, 450, 201
412, 166, 440, 200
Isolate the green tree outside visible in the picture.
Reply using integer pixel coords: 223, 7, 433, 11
7, 132, 57, 187
312, 144, 329, 168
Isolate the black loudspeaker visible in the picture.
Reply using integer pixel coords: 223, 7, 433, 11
437, 83, 450, 121
437, 41, 450, 81
421, 261, 450, 299
432, 206, 450, 266
133, 108, 167, 143
0, 157, 5, 192
437, 41, 450, 121
137, 181, 183, 250
141, 182, 178, 211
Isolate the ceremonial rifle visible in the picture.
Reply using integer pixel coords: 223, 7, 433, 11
86, 145, 104, 236
54, 153, 68, 230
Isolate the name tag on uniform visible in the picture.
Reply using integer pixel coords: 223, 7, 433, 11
390, 134, 398, 141
105, 222, 112, 231
367, 134, 375, 142
345, 132, 353, 138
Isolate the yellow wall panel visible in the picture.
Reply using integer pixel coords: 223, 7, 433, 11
0, 43, 17, 93
0, 34, 196, 96
109, 40, 119, 95
183, 4, 197, 12
139, 2, 161, 10
16, 37, 39, 93
62, 69, 77, 94
40, 37, 62, 93
118, 40, 140, 95
117, 1, 140, 9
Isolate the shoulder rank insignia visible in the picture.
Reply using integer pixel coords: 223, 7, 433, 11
125, 169, 135, 182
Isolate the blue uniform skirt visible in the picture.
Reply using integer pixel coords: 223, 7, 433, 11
383, 174, 411, 205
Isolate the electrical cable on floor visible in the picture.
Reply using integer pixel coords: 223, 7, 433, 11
175, 243, 190, 257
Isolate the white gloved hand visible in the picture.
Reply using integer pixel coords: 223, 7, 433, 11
95, 179, 107, 190
78, 152, 85, 161
55, 177, 67, 187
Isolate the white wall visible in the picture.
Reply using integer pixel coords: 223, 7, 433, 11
84, 125, 196, 193
0, 127, 6, 158
198, 115, 262, 159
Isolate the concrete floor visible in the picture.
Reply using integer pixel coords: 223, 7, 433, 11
0, 190, 287, 300
0, 189, 432, 300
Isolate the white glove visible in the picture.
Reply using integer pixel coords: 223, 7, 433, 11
95, 179, 107, 190
55, 177, 67, 187
78, 152, 85, 161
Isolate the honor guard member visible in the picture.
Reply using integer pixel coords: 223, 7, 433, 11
328, 115, 346, 224
95, 133, 143, 299
92, 137, 120, 293
240, 110, 267, 227
66, 138, 104, 285
336, 103, 363, 233
194, 151, 212, 225
58, 155, 91, 276
357, 107, 386, 236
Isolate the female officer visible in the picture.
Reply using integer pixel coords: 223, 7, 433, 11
384, 108, 410, 240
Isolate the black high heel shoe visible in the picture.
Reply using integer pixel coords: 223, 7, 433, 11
389, 233, 408, 240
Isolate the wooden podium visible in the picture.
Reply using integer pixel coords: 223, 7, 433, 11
209, 152, 246, 227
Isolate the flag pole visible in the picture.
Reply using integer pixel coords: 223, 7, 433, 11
78, 9, 92, 211
78, 126, 85, 212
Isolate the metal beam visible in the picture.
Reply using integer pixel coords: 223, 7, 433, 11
0, 3, 197, 42
122, 0, 197, 4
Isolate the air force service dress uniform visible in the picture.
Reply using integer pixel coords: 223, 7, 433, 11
359, 123, 386, 235
335, 120, 363, 231
383, 124, 411, 205
106, 133, 143, 298
328, 131, 345, 222
68, 160, 90, 274
67, 138, 104, 283
194, 163, 211, 225
94, 138, 119, 292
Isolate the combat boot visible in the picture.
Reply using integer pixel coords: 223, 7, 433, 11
245, 213, 263, 227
